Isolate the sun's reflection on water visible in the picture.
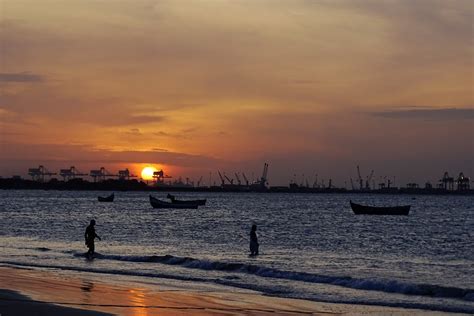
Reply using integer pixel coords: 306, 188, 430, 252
128, 288, 148, 316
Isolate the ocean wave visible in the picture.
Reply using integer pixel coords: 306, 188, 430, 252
73, 252, 474, 302
1, 260, 473, 314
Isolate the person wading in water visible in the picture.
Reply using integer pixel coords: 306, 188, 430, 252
250, 224, 259, 256
84, 219, 101, 259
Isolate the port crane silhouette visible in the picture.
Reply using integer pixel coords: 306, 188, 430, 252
28, 165, 57, 182
59, 166, 88, 181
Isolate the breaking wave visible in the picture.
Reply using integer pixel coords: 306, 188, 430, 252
2, 258, 473, 314
74, 253, 474, 302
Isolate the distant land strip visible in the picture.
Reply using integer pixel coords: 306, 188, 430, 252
0, 178, 473, 195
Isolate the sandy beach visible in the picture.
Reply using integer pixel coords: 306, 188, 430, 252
0, 266, 460, 316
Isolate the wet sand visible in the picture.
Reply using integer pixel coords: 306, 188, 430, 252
0, 266, 458, 315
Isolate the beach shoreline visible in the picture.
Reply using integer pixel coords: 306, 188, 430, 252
0, 265, 461, 316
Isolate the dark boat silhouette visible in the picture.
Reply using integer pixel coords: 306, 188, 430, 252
167, 194, 206, 206
150, 195, 199, 209
350, 200, 410, 215
98, 193, 114, 202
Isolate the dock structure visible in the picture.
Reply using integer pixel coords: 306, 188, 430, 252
17, 164, 473, 194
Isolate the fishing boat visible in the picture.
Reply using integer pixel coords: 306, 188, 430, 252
167, 194, 206, 206
150, 195, 199, 209
98, 193, 114, 202
350, 200, 410, 215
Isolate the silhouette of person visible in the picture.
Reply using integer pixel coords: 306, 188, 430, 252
167, 193, 176, 202
85, 220, 101, 259
250, 224, 259, 256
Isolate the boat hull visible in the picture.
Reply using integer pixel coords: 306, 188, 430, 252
167, 194, 206, 206
98, 194, 114, 202
350, 201, 410, 215
150, 195, 199, 209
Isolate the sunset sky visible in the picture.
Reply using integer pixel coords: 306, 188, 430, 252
0, 0, 472, 186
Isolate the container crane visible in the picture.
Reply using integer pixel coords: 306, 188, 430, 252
59, 166, 88, 181
118, 168, 138, 180
152, 169, 172, 184
439, 172, 454, 190
456, 172, 470, 191
90, 167, 115, 182
28, 165, 57, 182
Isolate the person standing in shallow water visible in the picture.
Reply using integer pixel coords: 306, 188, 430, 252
85, 220, 101, 259
250, 224, 259, 256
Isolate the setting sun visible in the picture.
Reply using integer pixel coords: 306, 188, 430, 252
141, 166, 157, 180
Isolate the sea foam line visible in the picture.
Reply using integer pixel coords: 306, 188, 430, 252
74, 252, 474, 302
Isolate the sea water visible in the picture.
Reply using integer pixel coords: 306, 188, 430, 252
0, 190, 473, 313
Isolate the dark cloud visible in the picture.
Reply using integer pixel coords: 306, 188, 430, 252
0, 143, 222, 170
124, 128, 142, 136
83, 114, 166, 127
0, 72, 44, 82
370, 108, 474, 120
122, 115, 166, 125
153, 131, 187, 139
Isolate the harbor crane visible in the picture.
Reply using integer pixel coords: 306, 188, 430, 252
312, 174, 318, 188
224, 174, 234, 185
59, 166, 88, 181
456, 172, 470, 191
439, 172, 454, 190
355, 165, 374, 190
28, 165, 57, 182
300, 174, 305, 187
118, 168, 138, 180
366, 170, 374, 190
242, 173, 250, 186
90, 167, 116, 182
357, 165, 363, 190
250, 162, 268, 190
217, 171, 225, 186
196, 176, 203, 187
152, 169, 172, 184
235, 173, 242, 186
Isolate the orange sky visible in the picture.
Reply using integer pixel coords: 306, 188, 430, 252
0, 0, 473, 186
